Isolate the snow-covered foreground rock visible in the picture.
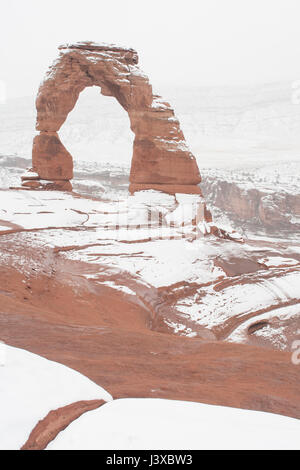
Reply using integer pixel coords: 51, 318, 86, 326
0, 188, 299, 350
48, 398, 300, 450
0, 345, 112, 450
1, 80, 300, 447
0, 186, 300, 438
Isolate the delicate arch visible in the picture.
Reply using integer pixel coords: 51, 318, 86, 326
22, 41, 202, 194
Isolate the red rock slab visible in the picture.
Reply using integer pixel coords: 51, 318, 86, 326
0, 258, 300, 422
1, 309, 300, 421
21, 399, 105, 450
0, 235, 299, 422
214, 256, 267, 277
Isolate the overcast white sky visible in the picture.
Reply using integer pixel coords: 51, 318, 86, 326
1, 0, 300, 99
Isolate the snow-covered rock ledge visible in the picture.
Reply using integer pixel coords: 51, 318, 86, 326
0, 344, 112, 450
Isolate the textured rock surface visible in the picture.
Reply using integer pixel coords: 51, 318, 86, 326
0, 188, 300, 439
21, 399, 105, 450
23, 41, 201, 194
201, 168, 300, 232
32, 133, 73, 181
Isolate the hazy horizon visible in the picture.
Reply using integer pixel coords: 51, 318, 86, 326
1, 0, 300, 100
2, 78, 299, 104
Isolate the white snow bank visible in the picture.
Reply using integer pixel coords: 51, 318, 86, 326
21, 169, 39, 180
0, 345, 112, 450
48, 398, 300, 450
258, 256, 299, 267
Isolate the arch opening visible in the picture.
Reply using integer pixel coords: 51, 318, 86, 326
58, 86, 134, 197
59, 86, 134, 166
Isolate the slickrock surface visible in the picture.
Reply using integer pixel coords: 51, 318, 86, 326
0, 188, 300, 430
23, 41, 201, 195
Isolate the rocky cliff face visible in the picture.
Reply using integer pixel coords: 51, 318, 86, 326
23, 41, 201, 195
201, 165, 300, 233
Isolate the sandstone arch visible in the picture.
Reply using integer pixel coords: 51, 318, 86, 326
22, 41, 202, 194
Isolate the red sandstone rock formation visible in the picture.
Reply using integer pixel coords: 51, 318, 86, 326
1, 261, 300, 422
21, 399, 105, 450
0, 190, 300, 433
22, 41, 201, 195
201, 175, 300, 231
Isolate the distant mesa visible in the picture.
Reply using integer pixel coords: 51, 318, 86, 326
22, 41, 202, 195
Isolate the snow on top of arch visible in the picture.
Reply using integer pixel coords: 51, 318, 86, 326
59, 41, 137, 54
